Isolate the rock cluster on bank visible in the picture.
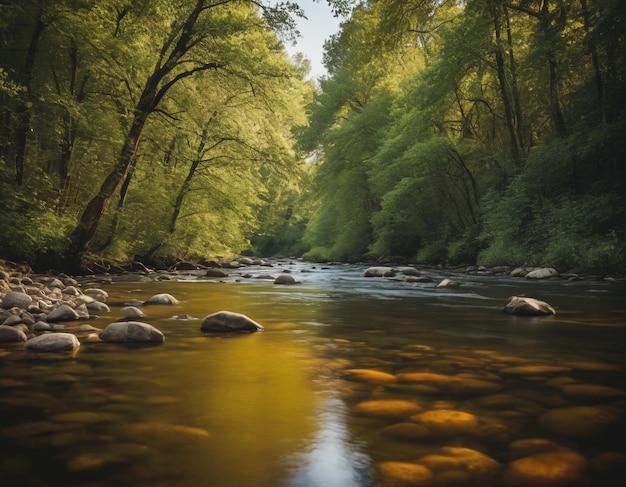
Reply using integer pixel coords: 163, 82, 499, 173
0, 260, 265, 353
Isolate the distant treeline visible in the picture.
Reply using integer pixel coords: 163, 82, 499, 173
280, 0, 626, 273
1, 1, 625, 274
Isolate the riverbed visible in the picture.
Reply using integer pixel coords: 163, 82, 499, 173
1, 262, 625, 486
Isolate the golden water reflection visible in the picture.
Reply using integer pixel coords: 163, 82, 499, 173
2, 273, 626, 487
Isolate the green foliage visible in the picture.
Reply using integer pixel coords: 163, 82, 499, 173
302, 246, 333, 262
2, 0, 625, 274
0, 176, 74, 270
0, 0, 315, 267
415, 241, 448, 266
541, 194, 626, 272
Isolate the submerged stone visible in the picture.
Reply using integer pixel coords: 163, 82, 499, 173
353, 399, 421, 419
119, 422, 210, 444
539, 405, 622, 438
377, 461, 433, 486
342, 368, 396, 384
412, 409, 481, 437
502, 449, 588, 487
501, 365, 571, 376
443, 377, 504, 396
438, 447, 502, 486
380, 422, 431, 441
67, 452, 127, 472
558, 383, 626, 401
396, 372, 453, 385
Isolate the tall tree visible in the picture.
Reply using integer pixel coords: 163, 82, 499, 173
65, 0, 316, 265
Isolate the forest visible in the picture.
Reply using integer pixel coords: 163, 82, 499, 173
1, 0, 625, 274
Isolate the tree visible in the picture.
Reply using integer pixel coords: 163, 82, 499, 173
64, 0, 329, 266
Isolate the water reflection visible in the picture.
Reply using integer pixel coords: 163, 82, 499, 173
286, 395, 372, 487
2, 264, 626, 487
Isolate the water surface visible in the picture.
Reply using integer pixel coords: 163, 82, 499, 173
1, 263, 625, 486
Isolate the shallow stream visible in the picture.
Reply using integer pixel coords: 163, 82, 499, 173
1, 262, 625, 486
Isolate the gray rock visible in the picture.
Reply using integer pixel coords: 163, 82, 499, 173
526, 267, 560, 279
32, 321, 52, 331
364, 266, 396, 277
83, 288, 108, 302
144, 293, 179, 305
436, 278, 461, 288
120, 306, 145, 319
63, 285, 81, 296
25, 333, 80, 352
274, 274, 297, 285
86, 301, 110, 312
406, 275, 433, 283
99, 321, 165, 343
2, 290, 33, 309
46, 304, 80, 322
200, 311, 264, 333
0, 324, 28, 342
504, 296, 556, 316
2, 314, 24, 326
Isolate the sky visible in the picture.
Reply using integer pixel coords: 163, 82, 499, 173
282, 0, 344, 80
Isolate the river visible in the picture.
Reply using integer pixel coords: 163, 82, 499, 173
1, 262, 625, 487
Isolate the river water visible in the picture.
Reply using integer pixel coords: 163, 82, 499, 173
1, 262, 625, 487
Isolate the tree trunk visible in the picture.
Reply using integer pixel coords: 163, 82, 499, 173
14, 15, 46, 185
542, 0, 568, 136
169, 126, 210, 233
579, 0, 605, 122
491, 5, 520, 161
503, 6, 525, 151
66, 110, 148, 264
65, 0, 212, 266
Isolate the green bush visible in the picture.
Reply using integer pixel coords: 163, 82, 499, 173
302, 246, 332, 262
415, 241, 448, 265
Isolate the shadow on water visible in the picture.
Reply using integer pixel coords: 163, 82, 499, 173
2, 262, 626, 486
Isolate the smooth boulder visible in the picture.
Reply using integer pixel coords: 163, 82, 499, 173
364, 266, 396, 277
1, 290, 32, 309
120, 306, 145, 319
0, 324, 28, 342
25, 333, 80, 352
503, 296, 556, 316
525, 267, 559, 279
274, 274, 297, 285
200, 311, 264, 333
144, 293, 179, 305
46, 304, 80, 322
99, 321, 165, 343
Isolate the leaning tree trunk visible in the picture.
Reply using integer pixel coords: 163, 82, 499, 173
66, 109, 148, 266
64, 0, 218, 268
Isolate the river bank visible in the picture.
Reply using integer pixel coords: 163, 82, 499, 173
3, 256, 624, 286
